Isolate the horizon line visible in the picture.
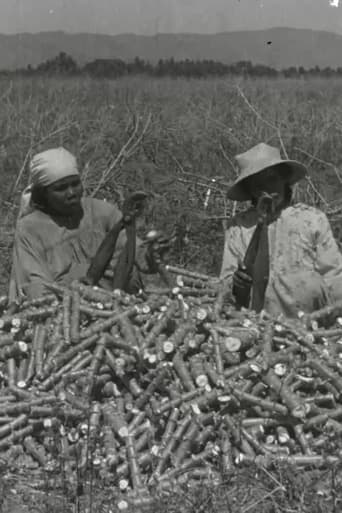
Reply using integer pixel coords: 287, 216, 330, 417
0, 26, 341, 38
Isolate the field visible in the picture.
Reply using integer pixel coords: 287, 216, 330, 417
1, 75, 342, 511
2, 75, 342, 294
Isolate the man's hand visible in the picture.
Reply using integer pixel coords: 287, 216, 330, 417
233, 266, 252, 289
232, 264, 252, 308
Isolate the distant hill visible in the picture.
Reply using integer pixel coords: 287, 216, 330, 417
1, 27, 342, 71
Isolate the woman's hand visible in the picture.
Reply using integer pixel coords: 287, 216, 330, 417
121, 191, 148, 224
145, 231, 172, 271
136, 230, 172, 274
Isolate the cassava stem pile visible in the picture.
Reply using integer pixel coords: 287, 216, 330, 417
1, 271, 342, 508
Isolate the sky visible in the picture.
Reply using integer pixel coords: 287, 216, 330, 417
1, 0, 342, 35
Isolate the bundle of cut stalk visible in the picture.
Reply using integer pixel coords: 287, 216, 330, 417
1, 275, 342, 505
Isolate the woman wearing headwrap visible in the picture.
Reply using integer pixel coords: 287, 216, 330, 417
220, 143, 342, 318
9, 147, 158, 302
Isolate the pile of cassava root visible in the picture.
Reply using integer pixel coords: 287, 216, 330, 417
1, 265, 342, 509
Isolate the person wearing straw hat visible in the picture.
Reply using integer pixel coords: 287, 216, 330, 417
8, 147, 163, 303
220, 142, 342, 318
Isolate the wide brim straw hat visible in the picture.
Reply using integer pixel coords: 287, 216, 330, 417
227, 143, 307, 201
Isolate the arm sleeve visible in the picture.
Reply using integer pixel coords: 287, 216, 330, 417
220, 225, 246, 284
314, 212, 342, 302
9, 226, 54, 302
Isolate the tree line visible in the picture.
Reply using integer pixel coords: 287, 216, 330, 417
4, 52, 342, 79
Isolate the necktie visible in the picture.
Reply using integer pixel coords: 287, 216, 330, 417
249, 220, 270, 312
240, 218, 270, 313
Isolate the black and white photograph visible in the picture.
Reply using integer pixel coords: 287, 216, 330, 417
0, 1, 342, 511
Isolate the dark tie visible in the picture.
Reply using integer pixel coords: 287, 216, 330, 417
243, 219, 270, 313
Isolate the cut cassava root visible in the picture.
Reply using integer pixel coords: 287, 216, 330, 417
1, 275, 342, 507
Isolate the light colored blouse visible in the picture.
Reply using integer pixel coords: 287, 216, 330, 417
220, 203, 342, 317
9, 197, 129, 301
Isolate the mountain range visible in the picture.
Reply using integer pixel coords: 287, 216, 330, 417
1, 27, 342, 71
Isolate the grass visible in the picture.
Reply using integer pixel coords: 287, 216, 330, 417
2, 75, 342, 295
1, 74, 342, 511
1, 458, 341, 512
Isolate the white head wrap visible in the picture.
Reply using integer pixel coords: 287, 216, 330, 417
18, 147, 80, 218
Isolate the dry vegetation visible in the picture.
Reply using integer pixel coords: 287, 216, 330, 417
1, 75, 342, 511
2, 75, 342, 292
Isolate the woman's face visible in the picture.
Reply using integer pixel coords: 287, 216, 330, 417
45, 175, 83, 215
244, 166, 288, 206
